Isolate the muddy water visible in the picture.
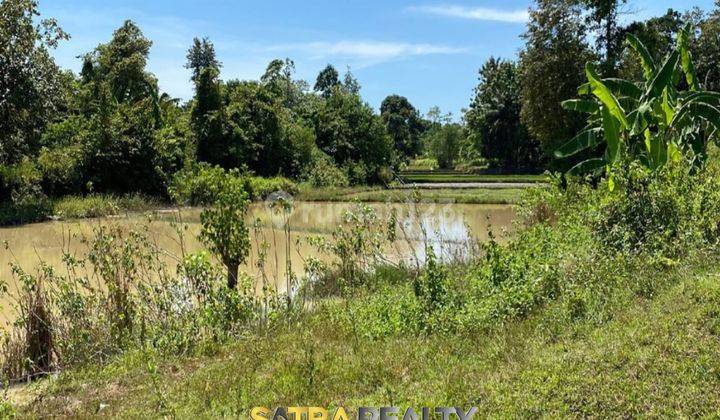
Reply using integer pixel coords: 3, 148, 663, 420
0, 201, 515, 317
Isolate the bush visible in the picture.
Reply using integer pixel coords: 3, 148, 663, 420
593, 161, 720, 257
302, 150, 349, 188
170, 164, 297, 205
37, 145, 84, 195
0, 160, 51, 225
246, 176, 298, 200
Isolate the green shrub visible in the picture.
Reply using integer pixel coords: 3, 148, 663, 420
302, 150, 349, 188
37, 145, 84, 195
0, 160, 51, 225
170, 164, 297, 205
593, 160, 720, 257
246, 176, 298, 200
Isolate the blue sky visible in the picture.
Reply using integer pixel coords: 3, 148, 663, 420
43, 0, 715, 117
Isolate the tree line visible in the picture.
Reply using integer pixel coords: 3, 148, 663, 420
3, 0, 720, 204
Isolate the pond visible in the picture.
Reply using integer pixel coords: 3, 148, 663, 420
0, 201, 516, 319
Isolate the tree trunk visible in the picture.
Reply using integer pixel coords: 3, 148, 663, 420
226, 263, 238, 290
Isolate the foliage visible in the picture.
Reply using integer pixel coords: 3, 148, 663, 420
0, 0, 69, 165
422, 111, 464, 169
307, 204, 392, 292
199, 180, 251, 289
312, 88, 395, 183
519, 0, 596, 159
301, 149, 350, 188
466, 57, 542, 169
170, 164, 297, 205
694, 4, 720, 91
380, 95, 426, 160
313, 64, 340, 98
0, 224, 261, 381
556, 26, 720, 181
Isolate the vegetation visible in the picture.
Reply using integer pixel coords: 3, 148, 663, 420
556, 24, 720, 180
296, 184, 528, 205
7, 0, 720, 416
7, 152, 720, 416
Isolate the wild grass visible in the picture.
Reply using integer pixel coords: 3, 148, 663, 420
0, 194, 165, 226
296, 184, 526, 204
14, 252, 720, 418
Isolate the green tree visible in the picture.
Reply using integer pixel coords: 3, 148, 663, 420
466, 57, 541, 169
519, 0, 595, 159
423, 109, 463, 169
380, 95, 426, 160
695, 2, 720, 91
314, 64, 340, 98
185, 37, 221, 83
199, 179, 250, 289
616, 9, 683, 80
0, 0, 69, 165
68, 20, 168, 194
187, 38, 227, 167
342, 67, 361, 95
313, 89, 394, 183
578, 0, 628, 73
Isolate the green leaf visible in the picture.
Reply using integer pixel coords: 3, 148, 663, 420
648, 132, 667, 169
601, 106, 621, 162
603, 78, 643, 99
561, 99, 600, 114
644, 50, 680, 100
586, 63, 629, 129
568, 158, 607, 175
672, 101, 720, 132
625, 34, 656, 81
678, 23, 699, 91
554, 128, 602, 158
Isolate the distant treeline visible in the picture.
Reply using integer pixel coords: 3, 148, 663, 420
3, 0, 720, 202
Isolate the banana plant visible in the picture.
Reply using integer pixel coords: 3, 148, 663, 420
555, 24, 720, 189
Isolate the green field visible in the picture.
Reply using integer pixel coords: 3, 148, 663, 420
399, 172, 548, 184
296, 185, 528, 204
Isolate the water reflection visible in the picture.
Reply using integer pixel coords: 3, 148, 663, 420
0, 201, 515, 312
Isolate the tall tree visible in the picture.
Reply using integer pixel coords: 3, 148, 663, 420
185, 37, 222, 83
422, 110, 463, 170
380, 95, 425, 160
0, 0, 69, 165
77, 20, 166, 194
519, 0, 595, 159
187, 37, 227, 166
695, 2, 720, 91
314, 64, 340, 97
313, 89, 394, 183
579, 0, 628, 72
342, 67, 361, 95
466, 57, 541, 169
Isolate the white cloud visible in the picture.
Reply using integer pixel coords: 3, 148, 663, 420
409, 5, 529, 23
264, 40, 466, 62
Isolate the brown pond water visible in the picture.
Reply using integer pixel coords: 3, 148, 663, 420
0, 201, 515, 320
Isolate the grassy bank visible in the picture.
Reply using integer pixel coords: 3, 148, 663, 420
296, 185, 527, 204
12, 253, 720, 417
0, 193, 166, 226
